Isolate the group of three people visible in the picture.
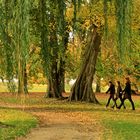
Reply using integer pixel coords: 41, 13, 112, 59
106, 77, 135, 110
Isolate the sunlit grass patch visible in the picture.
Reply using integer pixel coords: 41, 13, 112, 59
0, 83, 8, 92
0, 109, 38, 140
0, 83, 47, 93
0, 92, 46, 106
28, 84, 47, 92
93, 109, 140, 140
103, 119, 140, 140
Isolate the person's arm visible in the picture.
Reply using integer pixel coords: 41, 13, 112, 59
106, 86, 111, 94
122, 88, 125, 93
122, 84, 127, 92
120, 87, 123, 94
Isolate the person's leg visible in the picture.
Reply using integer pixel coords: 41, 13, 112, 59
112, 95, 117, 108
118, 97, 126, 109
120, 95, 126, 109
106, 95, 112, 107
128, 96, 135, 110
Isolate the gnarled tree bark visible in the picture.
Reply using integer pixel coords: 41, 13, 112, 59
69, 25, 101, 103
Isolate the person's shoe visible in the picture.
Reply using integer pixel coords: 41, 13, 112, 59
117, 106, 120, 109
123, 106, 126, 109
111, 106, 114, 109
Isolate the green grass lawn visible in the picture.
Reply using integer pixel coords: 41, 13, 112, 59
99, 109, 140, 140
0, 83, 102, 93
103, 119, 140, 140
0, 109, 38, 140
0, 83, 9, 92
0, 83, 47, 92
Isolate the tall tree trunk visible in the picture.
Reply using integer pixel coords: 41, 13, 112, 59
69, 26, 101, 103
18, 58, 25, 94
47, 59, 64, 98
46, 79, 54, 98
96, 76, 101, 93
24, 64, 28, 94
45, 11, 63, 98
46, 5, 69, 98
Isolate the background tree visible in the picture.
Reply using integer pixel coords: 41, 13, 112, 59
38, 0, 69, 98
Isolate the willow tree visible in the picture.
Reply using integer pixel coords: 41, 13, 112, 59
69, 0, 133, 102
12, 0, 30, 94
0, 1, 16, 91
39, 0, 68, 98
0, 0, 30, 94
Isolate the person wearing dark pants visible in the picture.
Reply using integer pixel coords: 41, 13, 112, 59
106, 81, 117, 108
112, 81, 126, 108
118, 77, 135, 110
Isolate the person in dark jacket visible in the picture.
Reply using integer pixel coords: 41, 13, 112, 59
118, 77, 135, 110
112, 81, 126, 108
106, 81, 117, 108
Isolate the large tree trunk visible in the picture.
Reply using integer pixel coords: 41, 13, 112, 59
69, 26, 101, 103
46, 13, 69, 98
47, 60, 64, 98
45, 11, 65, 98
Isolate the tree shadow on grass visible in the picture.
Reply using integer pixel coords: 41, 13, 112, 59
1, 101, 140, 115
0, 121, 15, 128
0, 103, 108, 113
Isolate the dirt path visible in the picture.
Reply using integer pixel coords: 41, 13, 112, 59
0, 92, 104, 140
18, 110, 103, 140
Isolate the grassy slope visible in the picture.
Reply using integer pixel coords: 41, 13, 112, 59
0, 109, 38, 140
86, 104, 140, 140
0, 83, 97, 93
0, 83, 47, 92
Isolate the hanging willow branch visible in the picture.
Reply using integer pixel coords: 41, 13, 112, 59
115, 0, 133, 62
102, 0, 133, 64
72, 0, 77, 30
0, 0, 16, 92
103, 0, 108, 38
39, 0, 50, 77
56, 0, 66, 63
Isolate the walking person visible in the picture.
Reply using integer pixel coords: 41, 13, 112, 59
118, 77, 135, 110
112, 81, 126, 108
106, 81, 117, 108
